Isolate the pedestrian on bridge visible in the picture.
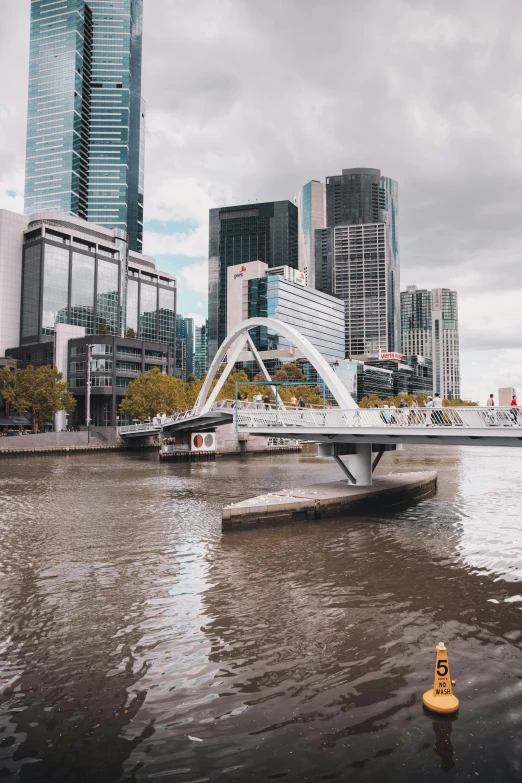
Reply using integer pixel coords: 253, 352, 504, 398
511, 394, 519, 425
486, 393, 495, 425
425, 396, 433, 426
432, 393, 444, 426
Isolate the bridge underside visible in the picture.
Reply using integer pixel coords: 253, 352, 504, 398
163, 411, 233, 435
239, 427, 522, 448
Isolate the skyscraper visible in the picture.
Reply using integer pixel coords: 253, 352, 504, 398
208, 200, 298, 361
194, 320, 208, 380
401, 285, 460, 399
315, 223, 390, 357
322, 167, 400, 352
295, 180, 325, 287
25, 0, 145, 252
175, 315, 194, 381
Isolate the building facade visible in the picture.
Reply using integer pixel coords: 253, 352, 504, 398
323, 167, 400, 352
295, 180, 325, 287
0, 211, 27, 357
194, 320, 208, 380
175, 315, 194, 381
25, 0, 145, 251
208, 200, 298, 361
7, 331, 173, 427
18, 213, 175, 356
225, 261, 344, 364
401, 285, 460, 399
315, 223, 391, 358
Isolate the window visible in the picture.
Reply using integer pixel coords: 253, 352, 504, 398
71, 252, 94, 332
92, 343, 113, 355
90, 376, 112, 387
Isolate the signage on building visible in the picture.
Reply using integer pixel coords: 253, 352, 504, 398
379, 352, 405, 360
432, 289, 442, 311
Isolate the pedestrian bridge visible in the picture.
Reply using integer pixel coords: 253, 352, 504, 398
118, 317, 521, 483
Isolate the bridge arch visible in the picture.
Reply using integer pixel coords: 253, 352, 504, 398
193, 317, 358, 414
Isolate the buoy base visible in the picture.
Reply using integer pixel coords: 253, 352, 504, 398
422, 689, 459, 714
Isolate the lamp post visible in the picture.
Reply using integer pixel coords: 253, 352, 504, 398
86, 343, 92, 444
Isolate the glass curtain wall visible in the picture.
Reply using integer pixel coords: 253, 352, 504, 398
21, 245, 42, 339
42, 245, 70, 335
126, 277, 139, 334
96, 259, 119, 334
158, 287, 175, 347
71, 252, 95, 332
139, 282, 157, 341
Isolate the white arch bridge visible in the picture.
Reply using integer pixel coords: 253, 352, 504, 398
119, 318, 522, 485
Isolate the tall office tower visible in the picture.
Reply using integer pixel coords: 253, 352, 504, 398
208, 200, 298, 361
18, 213, 175, 346
315, 223, 390, 358
25, 0, 145, 252
175, 315, 194, 381
295, 180, 325, 286
323, 168, 400, 352
194, 320, 208, 380
0, 211, 27, 357
401, 285, 460, 399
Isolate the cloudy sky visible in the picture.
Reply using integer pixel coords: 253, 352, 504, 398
1, 0, 521, 402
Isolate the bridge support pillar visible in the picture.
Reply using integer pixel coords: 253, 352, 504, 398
319, 442, 374, 486
344, 443, 373, 486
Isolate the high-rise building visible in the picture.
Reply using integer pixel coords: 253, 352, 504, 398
226, 261, 345, 363
294, 180, 325, 287
18, 213, 175, 352
175, 316, 194, 381
0, 211, 27, 357
25, 0, 145, 252
208, 200, 298, 361
315, 223, 393, 358
322, 167, 400, 352
401, 285, 460, 399
194, 320, 208, 380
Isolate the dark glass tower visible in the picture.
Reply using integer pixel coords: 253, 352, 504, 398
208, 201, 298, 361
25, 0, 145, 252
321, 167, 400, 353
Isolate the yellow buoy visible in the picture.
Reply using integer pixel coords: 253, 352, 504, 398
422, 642, 459, 714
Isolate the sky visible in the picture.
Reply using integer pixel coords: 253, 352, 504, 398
1, 0, 521, 402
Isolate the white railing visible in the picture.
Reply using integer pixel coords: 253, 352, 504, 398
235, 406, 522, 431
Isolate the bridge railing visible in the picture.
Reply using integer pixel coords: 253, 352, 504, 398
235, 405, 521, 430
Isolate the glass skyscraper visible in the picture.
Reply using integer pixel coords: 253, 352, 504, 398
401, 285, 460, 399
208, 200, 298, 362
294, 180, 325, 287
194, 320, 208, 380
322, 168, 400, 353
25, 0, 145, 252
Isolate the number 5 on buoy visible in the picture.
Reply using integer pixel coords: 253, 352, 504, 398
423, 642, 459, 714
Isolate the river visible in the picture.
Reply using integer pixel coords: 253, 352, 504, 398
1, 445, 522, 781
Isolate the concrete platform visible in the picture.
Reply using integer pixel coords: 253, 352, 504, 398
222, 470, 437, 530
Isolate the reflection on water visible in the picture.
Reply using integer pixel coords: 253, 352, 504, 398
0, 446, 522, 781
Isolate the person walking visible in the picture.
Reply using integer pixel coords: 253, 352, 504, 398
425, 396, 433, 427
382, 402, 392, 425
432, 393, 443, 426
290, 395, 297, 407
254, 392, 262, 409
486, 393, 495, 425
298, 396, 305, 419
263, 394, 271, 411
511, 394, 519, 425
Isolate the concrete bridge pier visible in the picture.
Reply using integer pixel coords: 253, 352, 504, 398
318, 442, 399, 486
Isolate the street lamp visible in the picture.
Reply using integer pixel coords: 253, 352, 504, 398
86, 343, 93, 444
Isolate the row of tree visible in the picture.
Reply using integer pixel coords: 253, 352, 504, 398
0, 366, 76, 432
119, 363, 324, 420
358, 393, 478, 408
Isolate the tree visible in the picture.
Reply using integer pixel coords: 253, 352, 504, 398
14, 365, 76, 432
125, 327, 136, 338
272, 363, 306, 382
119, 368, 188, 420
0, 368, 16, 415
97, 320, 110, 335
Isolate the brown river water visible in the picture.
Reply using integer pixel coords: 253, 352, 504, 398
1, 445, 522, 782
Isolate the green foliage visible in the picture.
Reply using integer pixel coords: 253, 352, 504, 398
442, 398, 478, 407
119, 368, 201, 420
97, 321, 110, 335
12, 365, 76, 432
0, 368, 16, 414
359, 393, 478, 408
272, 363, 306, 382
125, 327, 136, 338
